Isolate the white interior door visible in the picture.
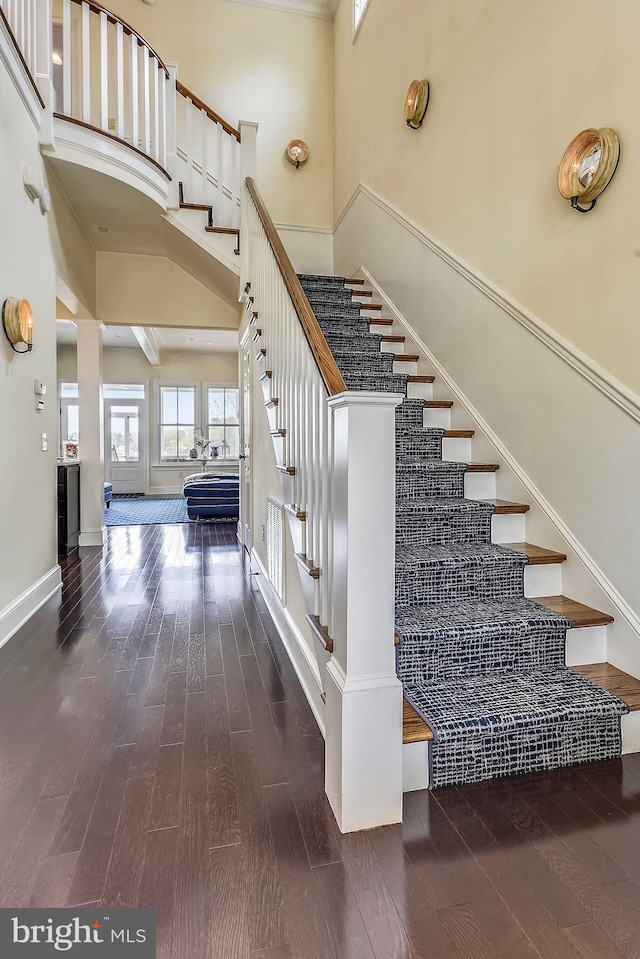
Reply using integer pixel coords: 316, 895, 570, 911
104, 398, 146, 494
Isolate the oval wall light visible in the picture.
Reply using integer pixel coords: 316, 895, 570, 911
3, 297, 34, 353
557, 128, 620, 213
285, 140, 309, 169
404, 79, 430, 130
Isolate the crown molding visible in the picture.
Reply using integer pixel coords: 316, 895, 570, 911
221, 0, 337, 20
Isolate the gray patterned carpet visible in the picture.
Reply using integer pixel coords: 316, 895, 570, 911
298, 273, 628, 787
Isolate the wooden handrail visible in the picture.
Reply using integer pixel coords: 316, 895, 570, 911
68, 0, 170, 77
176, 81, 241, 142
246, 177, 347, 397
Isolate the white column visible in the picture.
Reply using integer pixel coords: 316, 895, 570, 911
76, 320, 107, 548
238, 120, 258, 302
325, 391, 404, 833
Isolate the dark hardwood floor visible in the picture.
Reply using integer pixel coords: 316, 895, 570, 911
2, 522, 640, 957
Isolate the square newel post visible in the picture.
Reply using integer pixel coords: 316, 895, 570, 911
238, 121, 258, 301
325, 391, 405, 833
76, 320, 107, 548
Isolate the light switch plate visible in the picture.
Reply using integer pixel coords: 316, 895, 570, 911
42, 432, 48, 451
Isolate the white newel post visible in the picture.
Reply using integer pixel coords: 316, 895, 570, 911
325, 392, 404, 833
76, 321, 107, 548
238, 121, 258, 301
164, 62, 179, 208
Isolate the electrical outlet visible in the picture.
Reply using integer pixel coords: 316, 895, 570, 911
41, 432, 48, 451
261, 524, 266, 542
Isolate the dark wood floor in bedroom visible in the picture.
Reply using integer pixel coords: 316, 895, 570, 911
2, 522, 640, 958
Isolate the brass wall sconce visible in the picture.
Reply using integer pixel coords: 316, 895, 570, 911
404, 80, 430, 130
285, 140, 310, 169
3, 297, 34, 353
558, 128, 620, 213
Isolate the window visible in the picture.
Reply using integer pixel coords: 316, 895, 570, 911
206, 387, 239, 460
159, 385, 196, 461
354, 0, 370, 33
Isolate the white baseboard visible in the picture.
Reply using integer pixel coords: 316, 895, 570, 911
0, 565, 62, 652
250, 547, 326, 736
79, 526, 107, 548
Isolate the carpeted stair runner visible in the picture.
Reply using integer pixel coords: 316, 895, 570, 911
298, 272, 628, 787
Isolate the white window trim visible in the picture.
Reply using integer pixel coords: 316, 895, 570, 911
353, 0, 371, 41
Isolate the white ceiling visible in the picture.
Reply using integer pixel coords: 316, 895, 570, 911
225, 0, 338, 19
56, 321, 238, 355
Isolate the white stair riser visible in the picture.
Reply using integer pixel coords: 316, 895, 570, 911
296, 569, 319, 616
402, 741, 431, 791
266, 406, 279, 432
441, 437, 472, 461
524, 562, 563, 598
271, 434, 285, 462
393, 360, 418, 376
565, 625, 607, 667
421, 406, 450, 427
622, 713, 640, 755
406, 382, 433, 401
491, 512, 526, 544
464, 471, 496, 499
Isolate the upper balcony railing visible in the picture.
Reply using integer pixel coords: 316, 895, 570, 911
0, 0, 37, 75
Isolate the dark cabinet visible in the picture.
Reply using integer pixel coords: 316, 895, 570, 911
58, 462, 80, 554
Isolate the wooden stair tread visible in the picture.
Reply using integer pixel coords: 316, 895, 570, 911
294, 553, 320, 579
265, 398, 279, 409
180, 201, 211, 212
533, 595, 614, 628
352, 290, 373, 297
306, 614, 333, 653
572, 663, 640, 711
252, 328, 262, 341
360, 303, 383, 311
369, 317, 394, 326
204, 226, 240, 235
259, 370, 273, 380
503, 543, 568, 565
393, 353, 420, 362
409, 376, 436, 385
403, 699, 434, 743
270, 428, 286, 437
443, 429, 475, 438
422, 398, 451, 407
276, 464, 296, 476
465, 462, 500, 473
476, 499, 530, 514
346, 278, 365, 285
284, 504, 306, 521
381, 334, 405, 343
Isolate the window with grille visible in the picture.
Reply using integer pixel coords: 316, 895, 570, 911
206, 387, 240, 461
159, 385, 196, 461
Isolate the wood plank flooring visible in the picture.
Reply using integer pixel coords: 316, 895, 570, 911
2, 521, 640, 957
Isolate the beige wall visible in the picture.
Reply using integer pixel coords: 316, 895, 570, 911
0, 60, 59, 621
96, 252, 239, 330
48, 170, 97, 318
334, 0, 640, 393
106, 0, 334, 229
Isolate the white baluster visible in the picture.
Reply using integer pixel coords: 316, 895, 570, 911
130, 36, 138, 148
200, 107, 208, 205
153, 59, 159, 160
115, 21, 124, 138
216, 121, 223, 222
186, 98, 194, 198
62, 0, 71, 116
99, 11, 108, 132
81, 0, 90, 124
158, 70, 167, 169
142, 47, 150, 155
231, 133, 239, 228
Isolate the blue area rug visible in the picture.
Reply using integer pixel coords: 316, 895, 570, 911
105, 497, 188, 526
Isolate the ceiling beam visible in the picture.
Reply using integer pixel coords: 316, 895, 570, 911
131, 326, 163, 365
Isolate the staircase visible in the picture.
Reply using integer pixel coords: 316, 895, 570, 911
293, 271, 639, 789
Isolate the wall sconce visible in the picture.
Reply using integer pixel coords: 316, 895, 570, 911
3, 298, 34, 353
285, 140, 309, 169
558, 128, 620, 213
23, 165, 50, 214
404, 79, 430, 130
